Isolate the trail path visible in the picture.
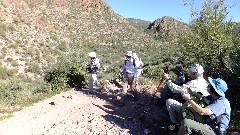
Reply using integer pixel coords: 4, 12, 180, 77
0, 88, 171, 135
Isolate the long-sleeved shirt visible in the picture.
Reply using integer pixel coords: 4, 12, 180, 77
166, 75, 209, 96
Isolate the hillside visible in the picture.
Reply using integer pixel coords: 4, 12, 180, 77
0, 0, 164, 80
146, 16, 190, 42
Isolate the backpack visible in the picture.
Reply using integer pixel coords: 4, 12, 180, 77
139, 58, 144, 68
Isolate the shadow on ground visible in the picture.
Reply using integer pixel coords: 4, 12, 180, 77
75, 85, 178, 135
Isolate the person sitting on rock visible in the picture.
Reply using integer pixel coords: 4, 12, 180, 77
179, 77, 231, 135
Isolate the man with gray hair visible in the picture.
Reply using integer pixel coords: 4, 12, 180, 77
162, 64, 209, 131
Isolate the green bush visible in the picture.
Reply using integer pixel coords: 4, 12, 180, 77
0, 23, 6, 37
0, 76, 51, 107
0, 78, 24, 106
44, 60, 89, 92
0, 67, 17, 80
24, 63, 41, 74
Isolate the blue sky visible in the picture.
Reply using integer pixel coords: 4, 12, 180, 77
103, 0, 240, 23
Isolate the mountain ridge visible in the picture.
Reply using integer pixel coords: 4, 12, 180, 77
0, 0, 188, 80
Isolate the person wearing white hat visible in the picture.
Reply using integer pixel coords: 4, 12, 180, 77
116, 51, 138, 107
88, 52, 102, 94
162, 64, 209, 131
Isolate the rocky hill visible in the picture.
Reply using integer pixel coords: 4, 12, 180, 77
146, 16, 190, 42
0, 0, 163, 80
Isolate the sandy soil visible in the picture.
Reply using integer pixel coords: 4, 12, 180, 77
0, 87, 172, 135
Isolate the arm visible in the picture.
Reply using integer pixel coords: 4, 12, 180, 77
182, 93, 213, 115
166, 80, 183, 93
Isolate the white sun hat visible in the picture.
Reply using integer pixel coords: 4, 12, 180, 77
89, 52, 96, 57
189, 64, 204, 74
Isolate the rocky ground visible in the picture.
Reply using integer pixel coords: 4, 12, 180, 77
0, 83, 176, 135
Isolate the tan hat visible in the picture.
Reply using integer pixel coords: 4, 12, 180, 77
89, 52, 96, 57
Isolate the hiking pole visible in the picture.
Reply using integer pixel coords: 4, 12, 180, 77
147, 78, 164, 106
139, 66, 169, 122
147, 66, 169, 106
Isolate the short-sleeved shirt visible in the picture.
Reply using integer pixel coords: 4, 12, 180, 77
123, 60, 138, 78
205, 96, 231, 132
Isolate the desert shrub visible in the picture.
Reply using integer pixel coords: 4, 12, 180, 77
0, 78, 24, 106
44, 59, 89, 92
0, 23, 6, 37
24, 63, 41, 75
0, 67, 17, 80
0, 76, 51, 107
58, 41, 67, 51
142, 66, 163, 79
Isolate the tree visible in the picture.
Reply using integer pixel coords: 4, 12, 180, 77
177, 0, 240, 109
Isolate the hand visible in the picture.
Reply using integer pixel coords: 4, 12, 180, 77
163, 73, 170, 80
181, 93, 191, 101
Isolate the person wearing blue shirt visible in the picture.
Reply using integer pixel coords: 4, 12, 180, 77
116, 51, 138, 107
180, 77, 231, 135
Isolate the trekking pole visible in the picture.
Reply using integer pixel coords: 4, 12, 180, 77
147, 78, 164, 106
147, 66, 169, 106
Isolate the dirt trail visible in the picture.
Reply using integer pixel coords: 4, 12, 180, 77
0, 88, 170, 135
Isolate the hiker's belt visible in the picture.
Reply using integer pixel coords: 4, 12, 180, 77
126, 72, 134, 74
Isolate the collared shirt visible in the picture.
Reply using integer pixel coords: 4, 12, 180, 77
123, 59, 138, 78
205, 96, 231, 132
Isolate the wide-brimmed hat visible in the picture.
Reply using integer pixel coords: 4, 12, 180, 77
208, 77, 228, 97
89, 52, 96, 57
125, 51, 132, 57
189, 64, 204, 74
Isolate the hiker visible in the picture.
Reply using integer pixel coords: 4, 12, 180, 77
116, 51, 138, 107
179, 77, 231, 135
132, 53, 144, 79
158, 66, 187, 105
162, 64, 209, 131
87, 52, 102, 94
